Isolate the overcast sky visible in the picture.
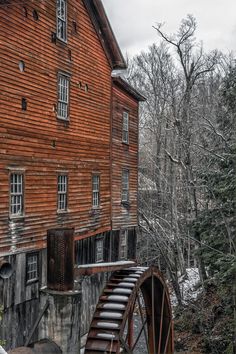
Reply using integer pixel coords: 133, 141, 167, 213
102, 0, 236, 57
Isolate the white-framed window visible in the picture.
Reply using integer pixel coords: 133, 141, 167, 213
26, 252, 39, 283
122, 111, 129, 143
10, 173, 24, 216
95, 238, 104, 263
92, 174, 100, 208
120, 229, 128, 259
121, 170, 129, 203
57, 0, 67, 42
57, 175, 68, 211
58, 74, 69, 120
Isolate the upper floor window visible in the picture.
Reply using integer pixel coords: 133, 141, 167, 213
122, 111, 129, 144
57, 0, 67, 42
58, 74, 69, 120
121, 170, 129, 203
58, 175, 68, 211
92, 174, 100, 208
10, 173, 24, 216
26, 252, 39, 283
95, 237, 104, 263
120, 229, 128, 259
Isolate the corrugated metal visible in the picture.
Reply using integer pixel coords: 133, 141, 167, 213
47, 228, 74, 291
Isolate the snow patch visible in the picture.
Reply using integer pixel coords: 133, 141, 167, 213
99, 312, 123, 319
108, 295, 129, 302
97, 322, 119, 329
102, 303, 126, 310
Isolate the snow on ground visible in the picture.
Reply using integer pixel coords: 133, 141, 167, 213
171, 268, 202, 307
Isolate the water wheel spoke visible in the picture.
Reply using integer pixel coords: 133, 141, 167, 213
163, 320, 172, 354
84, 267, 174, 354
131, 318, 147, 351
137, 292, 149, 351
157, 289, 165, 354
152, 274, 156, 354
119, 336, 132, 354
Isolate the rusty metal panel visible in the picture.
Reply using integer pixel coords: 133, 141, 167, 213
47, 228, 74, 291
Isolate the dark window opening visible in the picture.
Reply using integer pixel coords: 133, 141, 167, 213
120, 230, 128, 259
72, 21, 77, 34
95, 238, 104, 263
22, 7, 28, 17
32, 9, 39, 21
19, 60, 25, 72
21, 98, 27, 111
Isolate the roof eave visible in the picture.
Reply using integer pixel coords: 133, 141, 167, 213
112, 76, 146, 102
83, 0, 127, 70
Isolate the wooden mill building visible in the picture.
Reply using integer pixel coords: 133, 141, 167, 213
0, 0, 145, 352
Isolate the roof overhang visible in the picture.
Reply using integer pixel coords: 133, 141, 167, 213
112, 76, 146, 102
83, 0, 127, 70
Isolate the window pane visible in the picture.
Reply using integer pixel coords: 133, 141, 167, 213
58, 75, 69, 119
92, 175, 100, 207
58, 175, 67, 210
123, 112, 129, 143
122, 171, 129, 202
10, 173, 23, 216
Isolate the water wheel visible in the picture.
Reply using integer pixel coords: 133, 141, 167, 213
84, 266, 174, 354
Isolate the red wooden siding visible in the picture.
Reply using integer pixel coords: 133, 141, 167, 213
111, 82, 140, 230
0, 0, 113, 253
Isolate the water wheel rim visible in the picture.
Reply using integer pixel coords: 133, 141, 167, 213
84, 266, 174, 354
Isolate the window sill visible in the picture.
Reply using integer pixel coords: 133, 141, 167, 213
57, 209, 69, 215
56, 36, 68, 45
122, 141, 129, 146
57, 116, 70, 123
26, 279, 39, 286
90, 208, 101, 216
9, 214, 25, 221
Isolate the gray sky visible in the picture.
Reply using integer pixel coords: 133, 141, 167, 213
102, 0, 236, 57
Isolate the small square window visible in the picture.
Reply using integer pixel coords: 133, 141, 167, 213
95, 238, 104, 263
57, 175, 68, 211
122, 111, 129, 144
92, 175, 100, 208
26, 253, 39, 283
10, 173, 24, 216
120, 230, 128, 259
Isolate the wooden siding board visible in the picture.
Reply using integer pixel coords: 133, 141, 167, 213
0, 0, 114, 253
111, 84, 139, 230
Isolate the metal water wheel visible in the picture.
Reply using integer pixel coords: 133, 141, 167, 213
85, 266, 174, 354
